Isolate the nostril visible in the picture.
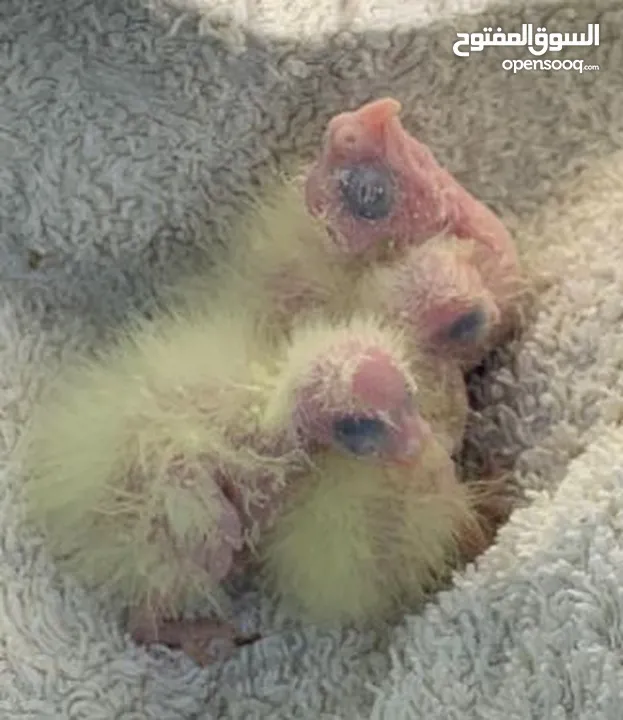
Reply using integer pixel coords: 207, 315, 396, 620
333, 125, 363, 153
338, 164, 394, 221
332, 415, 388, 456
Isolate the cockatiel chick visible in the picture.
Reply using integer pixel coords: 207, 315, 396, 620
304, 97, 525, 357
257, 321, 507, 630
22, 297, 503, 665
205, 102, 524, 374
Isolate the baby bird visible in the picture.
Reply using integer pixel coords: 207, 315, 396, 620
304, 97, 525, 354
24, 290, 457, 664
257, 318, 509, 629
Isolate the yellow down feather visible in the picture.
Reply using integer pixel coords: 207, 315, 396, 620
260, 438, 483, 626
21, 303, 298, 618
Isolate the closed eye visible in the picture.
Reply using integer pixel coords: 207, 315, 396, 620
444, 306, 488, 344
338, 164, 395, 221
332, 415, 388, 456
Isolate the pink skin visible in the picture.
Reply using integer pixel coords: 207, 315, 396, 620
376, 240, 502, 364
293, 346, 427, 460
130, 334, 426, 665
304, 98, 520, 317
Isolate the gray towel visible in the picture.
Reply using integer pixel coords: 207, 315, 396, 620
1, 0, 621, 717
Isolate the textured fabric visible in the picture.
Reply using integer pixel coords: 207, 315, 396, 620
1, 0, 622, 717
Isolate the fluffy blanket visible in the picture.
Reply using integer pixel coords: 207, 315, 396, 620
1, 0, 622, 717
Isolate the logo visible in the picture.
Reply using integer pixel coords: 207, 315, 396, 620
453, 23, 599, 58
